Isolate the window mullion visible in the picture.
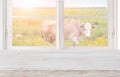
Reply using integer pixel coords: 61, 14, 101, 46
12, 16, 56, 18
56, 0, 64, 50
108, 0, 114, 49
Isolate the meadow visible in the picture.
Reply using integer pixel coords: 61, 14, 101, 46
12, 8, 108, 47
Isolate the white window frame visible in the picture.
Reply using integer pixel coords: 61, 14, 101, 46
0, 0, 3, 50
4, 0, 117, 51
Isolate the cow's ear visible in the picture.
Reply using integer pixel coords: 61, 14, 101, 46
92, 25, 96, 29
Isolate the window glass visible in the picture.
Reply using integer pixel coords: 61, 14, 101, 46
12, 0, 56, 46
64, 0, 108, 47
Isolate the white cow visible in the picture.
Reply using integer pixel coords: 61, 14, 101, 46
41, 20, 95, 46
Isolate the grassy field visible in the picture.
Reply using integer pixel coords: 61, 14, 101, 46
12, 8, 108, 46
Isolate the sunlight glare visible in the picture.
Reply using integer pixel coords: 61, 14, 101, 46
22, 0, 35, 8
13, 0, 39, 8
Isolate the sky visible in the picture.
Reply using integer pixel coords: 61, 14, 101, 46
13, 0, 108, 8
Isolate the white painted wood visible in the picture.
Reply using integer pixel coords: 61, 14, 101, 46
3, 0, 7, 50
13, 16, 107, 18
0, 50, 120, 70
107, 0, 114, 49
117, 0, 120, 50
64, 16, 107, 18
12, 16, 56, 18
0, 0, 3, 50
56, 0, 64, 49
113, 0, 117, 49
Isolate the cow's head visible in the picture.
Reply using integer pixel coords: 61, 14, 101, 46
80, 23, 96, 39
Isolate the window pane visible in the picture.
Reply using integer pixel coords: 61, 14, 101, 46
64, 0, 108, 47
64, 18, 108, 47
12, 0, 56, 47
13, 18, 56, 46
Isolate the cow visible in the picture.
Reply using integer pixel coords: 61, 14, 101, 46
40, 20, 56, 43
40, 19, 96, 46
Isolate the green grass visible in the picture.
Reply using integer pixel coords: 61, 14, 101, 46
12, 37, 55, 46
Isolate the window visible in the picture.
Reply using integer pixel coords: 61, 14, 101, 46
5, 0, 116, 50
63, 0, 114, 50
7, 0, 56, 49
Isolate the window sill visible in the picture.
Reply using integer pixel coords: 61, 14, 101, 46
0, 50, 120, 70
